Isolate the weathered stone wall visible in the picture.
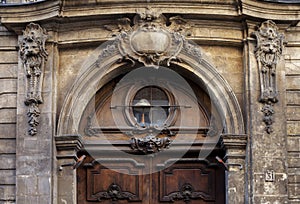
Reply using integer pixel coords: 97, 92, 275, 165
285, 22, 300, 204
0, 1, 299, 204
0, 24, 17, 203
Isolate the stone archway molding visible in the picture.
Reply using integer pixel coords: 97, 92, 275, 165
57, 8, 244, 136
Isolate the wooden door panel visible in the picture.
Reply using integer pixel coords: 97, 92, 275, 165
78, 158, 148, 204
87, 168, 143, 203
78, 156, 225, 204
152, 161, 224, 204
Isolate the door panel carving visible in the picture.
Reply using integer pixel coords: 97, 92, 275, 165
78, 156, 225, 204
156, 161, 222, 203
87, 167, 143, 202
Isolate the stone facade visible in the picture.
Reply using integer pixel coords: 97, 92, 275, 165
0, 0, 299, 204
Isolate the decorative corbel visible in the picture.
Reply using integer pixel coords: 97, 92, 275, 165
19, 23, 48, 136
253, 20, 284, 134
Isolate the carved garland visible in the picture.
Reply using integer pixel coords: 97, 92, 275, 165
253, 20, 284, 134
19, 23, 48, 136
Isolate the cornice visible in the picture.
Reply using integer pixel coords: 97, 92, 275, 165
60, 2, 239, 18
0, 1, 239, 24
241, 0, 300, 21
0, 0, 60, 33
258, 0, 300, 3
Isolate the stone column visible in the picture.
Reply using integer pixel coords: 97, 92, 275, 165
222, 134, 248, 204
55, 135, 83, 204
247, 20, 289, 204
16, 23, 56, 203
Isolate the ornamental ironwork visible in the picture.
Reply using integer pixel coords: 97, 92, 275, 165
130, 133, 171, 154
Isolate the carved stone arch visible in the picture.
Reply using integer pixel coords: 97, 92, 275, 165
57, 46, 244, 136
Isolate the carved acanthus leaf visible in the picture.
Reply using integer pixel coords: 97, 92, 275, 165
164, 183, 212, 203
104, 18, 132, 37
91, 183, 137, 202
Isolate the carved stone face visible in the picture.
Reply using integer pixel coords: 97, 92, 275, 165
260, 40, 280, 66
260, 40, 279, 54
23, 40, 40, 57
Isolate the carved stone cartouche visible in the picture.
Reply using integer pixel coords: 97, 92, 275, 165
253, 20, 284, 134
19, 23, 48, 136
101, 7, 199, 68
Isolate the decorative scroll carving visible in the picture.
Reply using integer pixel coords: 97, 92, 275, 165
91, 183, 137, 202
130, 133, 171, 154
253, 20, 284, 134
164, 183, 211, 203
20, 23, 48, 136
101, 7, 197, 68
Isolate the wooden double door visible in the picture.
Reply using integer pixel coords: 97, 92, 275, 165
77, 153, 225, 204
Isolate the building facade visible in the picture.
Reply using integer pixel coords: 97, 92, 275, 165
0, 0, 299, 203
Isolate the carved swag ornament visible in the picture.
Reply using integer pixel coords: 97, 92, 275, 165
20, 23, 48, 136
253, 20, 284, 134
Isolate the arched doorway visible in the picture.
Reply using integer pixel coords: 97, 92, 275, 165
55, 10, 246, 204
76, 65, 226, 203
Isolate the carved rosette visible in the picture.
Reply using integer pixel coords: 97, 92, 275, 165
253, 20, 284, 134
19, 23, 48, 136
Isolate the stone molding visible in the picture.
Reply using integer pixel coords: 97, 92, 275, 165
1, 1, 300, 32
19, 22, 48, 136
55, 135, 84, 159
252, 20, 284, 134
241, 0, 300, 21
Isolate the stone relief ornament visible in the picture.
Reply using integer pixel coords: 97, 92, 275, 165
253, 20, 284, 134
19, 23, 48, 136
102, 7, 196, 68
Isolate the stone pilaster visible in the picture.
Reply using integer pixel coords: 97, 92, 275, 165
55, 135, 83, 204
247, 20, 289, 204
16, 23, 56, 203
222, 134, 248, 204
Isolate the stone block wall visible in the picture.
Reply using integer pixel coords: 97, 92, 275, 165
0, 24, 17, 203
285, 22, 300, 204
